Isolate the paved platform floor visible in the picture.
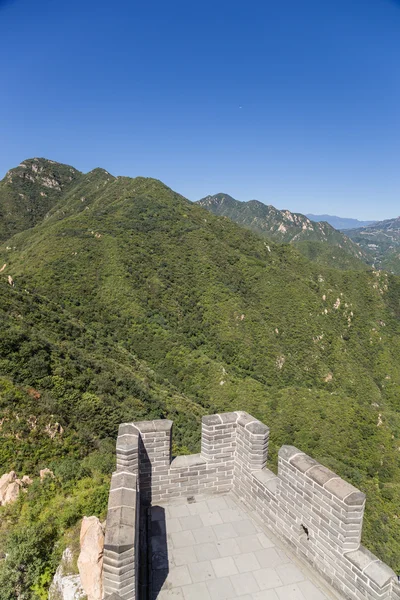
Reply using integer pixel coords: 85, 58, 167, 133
150, 493, 344, 600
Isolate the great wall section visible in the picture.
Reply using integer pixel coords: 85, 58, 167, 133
102, 412, 400, 600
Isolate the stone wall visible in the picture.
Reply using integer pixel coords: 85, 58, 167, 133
132, 414, 237, 504
104, 411, 400, 600
392, 581, 400, 600
232, 413, 398, 600
103, 471, 139, 599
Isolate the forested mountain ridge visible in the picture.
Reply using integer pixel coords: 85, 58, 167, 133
346, 217, 400, 275
196, 193, 370, 270
1, 159, 400, 598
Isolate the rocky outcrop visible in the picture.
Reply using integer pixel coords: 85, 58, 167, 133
0, 471, 31, 506
77, 516, 104, 600
40, 468, 55, 481
45, 422, 64, 439
0, 472, 20, 505
48, 548, 85, 600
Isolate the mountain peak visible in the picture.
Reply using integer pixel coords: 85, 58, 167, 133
86, 167, 114, 177
4, 157, 81, 190
198, 192, 240, 205
0, 158, 83, 241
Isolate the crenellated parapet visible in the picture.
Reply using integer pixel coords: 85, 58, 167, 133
103, 411, 400, 600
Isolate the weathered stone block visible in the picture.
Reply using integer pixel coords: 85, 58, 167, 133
107, 506, 136, 528
278, 445, 301, 461
110, 472, 137, 490
364, 561, 396, 589
246, 421, 269, 435
290, 453, 318, 473
118, 423, 139, 437
108, 488, 137, 509
104, 524, 135, 554
219, 412, 238, 423
153, 420, 173, 432
324, 477, 365, 504
236, 411, 254, 427
306, 464, 336, 486
202, 414, 222, 426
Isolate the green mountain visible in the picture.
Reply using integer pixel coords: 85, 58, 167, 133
1, 159, 400, 597
346, 217, 400, 274
0, 158, 83, 242
197, 193, 370, 270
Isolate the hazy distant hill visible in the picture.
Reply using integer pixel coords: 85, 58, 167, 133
0, 159, 400, 590
306, 214, 376, 230
346, 216, 400, 274
197, 193, 370, 270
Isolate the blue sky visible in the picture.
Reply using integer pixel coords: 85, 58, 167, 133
0, 0, 399, 219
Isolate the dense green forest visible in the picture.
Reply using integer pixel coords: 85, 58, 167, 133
1, 158, 400, 598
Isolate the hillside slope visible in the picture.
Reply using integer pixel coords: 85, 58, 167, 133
0, 159, 400, 586
196, 193, 370, 270
0, 279, 203, 599
346, 217, 400, 274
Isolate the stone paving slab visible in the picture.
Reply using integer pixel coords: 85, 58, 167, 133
150, 493, 345, 600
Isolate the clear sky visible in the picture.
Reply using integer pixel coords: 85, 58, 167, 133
0, 0, 399, 219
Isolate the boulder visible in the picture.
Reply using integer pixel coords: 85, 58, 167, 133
0, 471, 16, 496
3, 481, 21, 504
48, 548, 85, 600
77, 516, 104, 600
0, 471, 22, 506
40, 468, 55, 481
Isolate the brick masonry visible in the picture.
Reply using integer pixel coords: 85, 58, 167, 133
103, 412, 400, 600
103, 471, 139, 599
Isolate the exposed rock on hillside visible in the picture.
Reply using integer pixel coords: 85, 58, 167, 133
0, 471, 31, 505
0, 158, 82, 242
40, 468, 55, 480
48, 548, 85, 600
77, 516, 104, 600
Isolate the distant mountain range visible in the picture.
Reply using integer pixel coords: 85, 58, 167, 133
306, 214, 376, 230
196, 194, 369, 271
196, 195, 400, 275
